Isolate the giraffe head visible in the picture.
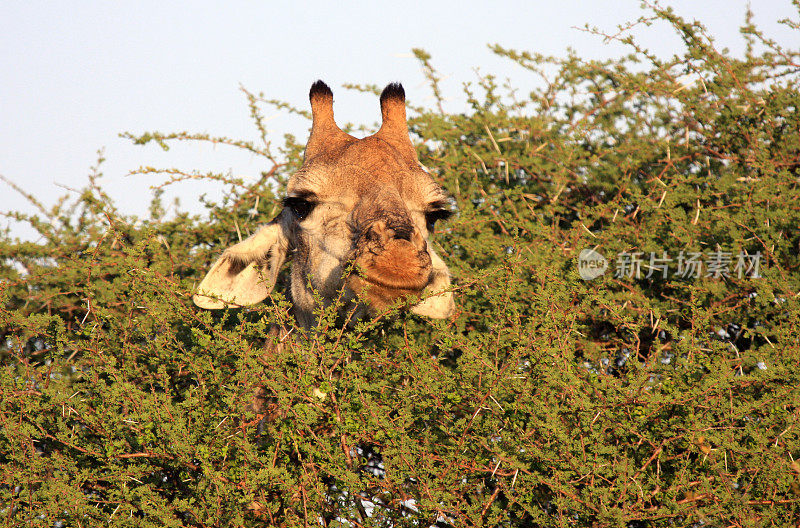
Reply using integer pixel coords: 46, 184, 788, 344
193, 81, 454, 327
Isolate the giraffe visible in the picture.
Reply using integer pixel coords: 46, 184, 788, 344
193, 81, 454, 327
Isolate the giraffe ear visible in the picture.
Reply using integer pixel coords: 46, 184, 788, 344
193, 219, 290, 309
411, 248, 454, 319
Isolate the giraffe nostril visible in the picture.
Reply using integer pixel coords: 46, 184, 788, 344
362, 219, 420, 247
392, 224, 413, 242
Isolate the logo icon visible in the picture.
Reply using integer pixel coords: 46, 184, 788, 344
578, 249, 608, 280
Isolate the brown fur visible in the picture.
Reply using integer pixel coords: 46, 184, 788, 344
194, 81, 454, 327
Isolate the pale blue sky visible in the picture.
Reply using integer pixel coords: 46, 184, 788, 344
1, 1, 797, 237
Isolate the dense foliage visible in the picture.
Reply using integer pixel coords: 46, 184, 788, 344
2, 6, 799, 527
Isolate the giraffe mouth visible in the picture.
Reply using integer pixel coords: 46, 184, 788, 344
347, 240, 433, 309
357, 271, 432, 294
349, 258, 433, 297
348, 272, 433, 311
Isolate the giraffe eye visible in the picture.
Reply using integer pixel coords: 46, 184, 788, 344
283, 197, 316, 220
424, 208, 453, 230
